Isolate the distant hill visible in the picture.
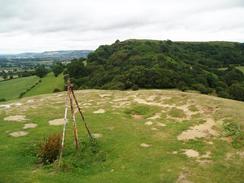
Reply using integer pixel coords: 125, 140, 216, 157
66, 39, 244, 101
0, 50, 92, 61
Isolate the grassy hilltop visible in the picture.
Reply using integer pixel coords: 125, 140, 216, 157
0, 89, 243, 183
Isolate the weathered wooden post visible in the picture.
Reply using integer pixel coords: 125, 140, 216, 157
59, 80, 94, 165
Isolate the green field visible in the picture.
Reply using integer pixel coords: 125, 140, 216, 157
0, 73, 64, 101
218, 66, 244, 73
0, 76, 39, 100
24, 73, 64, 97
0, 90, 243, 183
236, 66, 244, 73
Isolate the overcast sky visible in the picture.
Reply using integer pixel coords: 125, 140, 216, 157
0, 0, 244, 54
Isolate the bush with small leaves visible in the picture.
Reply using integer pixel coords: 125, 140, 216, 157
37, 133, 61, 164
53, 88, 61, 93
0, 98, 6, 102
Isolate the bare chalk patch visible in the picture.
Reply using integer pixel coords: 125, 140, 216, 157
176, 171, 193, 183
201, 151, 211, 158
132, 114, 144, 120
99, 94, 112, 98
183, 149, 199, 158
83, 103, 92, 106
0, 104, 11, 109
156, 122, 166, 127
196, 159, 212, 165
147, 95, 157, 101
113, 98, 129, 102
27, 100, 34, 103
134, 98, 174, 108
177, 118, 218, 141
9, 131, 28, 137
147, 113, 161, 120
4, 115, 27, 122
145, 121, 153, 126
92, 133, 103, 138
93, 109, 106, 114
48, 118, 65, 126
140, 143, 151, 148
225, 151, 244, 160
23, 123, 37, 129
15, 103, 22, 106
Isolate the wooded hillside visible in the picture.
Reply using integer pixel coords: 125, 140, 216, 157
66, 39, 244, 101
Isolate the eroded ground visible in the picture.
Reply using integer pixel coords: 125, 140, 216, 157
0, 90, 243, 183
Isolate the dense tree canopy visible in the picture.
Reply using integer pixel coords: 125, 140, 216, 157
52, 62, 64, 77
35, 65, 48, 78
65, 39, 244, 101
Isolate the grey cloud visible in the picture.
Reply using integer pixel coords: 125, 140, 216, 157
0, 0, 244, 53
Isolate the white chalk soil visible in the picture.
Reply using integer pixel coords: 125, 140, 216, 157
9, 131, 28, 137
93, 109, 106, 114
48, 118, 65, 126
4, 115, 27, 122
92, 133, 103, 138
23, 123, 38, 129
140, 143, 151, 148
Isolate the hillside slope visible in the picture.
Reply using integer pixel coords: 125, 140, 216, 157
24, 73, 64, 97
0, 76, 39, 100
0, 73, 64, 101
0, 50, 92, 61
0, 90, 243, 183
67, 39, 244, 101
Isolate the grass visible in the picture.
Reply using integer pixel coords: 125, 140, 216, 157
0, 90, 243, 183
24, 73, 64, 97
236, 66, 244, 73
222, 121, 244, 148
168, 107, 186, 118
124, 104, 159, 118
0, 76, 39, 100
188, 105, 198, 112
218, 66, 244, 73
0, 73, 64, 101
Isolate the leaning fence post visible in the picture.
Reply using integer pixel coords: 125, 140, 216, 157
59, 92, 69, 164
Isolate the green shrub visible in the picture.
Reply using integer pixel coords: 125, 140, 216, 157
19, 91, 27, 98
131, 84, 139, 91
0, 98, 6, 102
53, 88, 61, 93
217, 90, 230, 98
192, 83, 211, 94
229, 83, 244, 101
223, 122, 244, 148
223, 122, 240, 136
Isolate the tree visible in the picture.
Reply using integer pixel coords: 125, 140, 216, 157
52, 63, 64, 77
66, 59, 88, 79
65, 39, 244, 102
229, 83, 244, 101
35, 65, 48, 78
2, 71, 8, 80
223, 68, 244, 86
